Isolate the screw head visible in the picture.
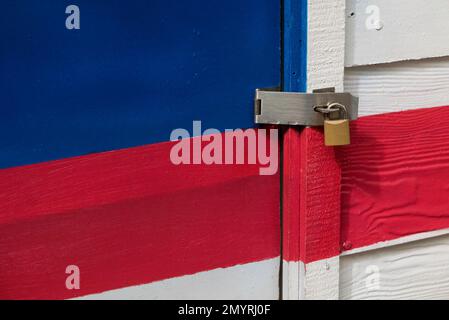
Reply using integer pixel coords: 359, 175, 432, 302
342, 241, 352, 250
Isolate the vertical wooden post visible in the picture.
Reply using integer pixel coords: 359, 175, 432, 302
282, 0, 307, 300
282, 0, 346, 300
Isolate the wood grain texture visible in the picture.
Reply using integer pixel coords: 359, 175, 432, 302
299, 128, 341, 263
0, 135, 280, 299
283, 257, 340, 301
77, 258, 280, 300
346, 0, 449, 67
345, 57, 449, 116
307, 0, 345, 92
283, 128, 301, 263
341, 233, 449, 300
338, 106, 449, 252
304, 256, 339, 300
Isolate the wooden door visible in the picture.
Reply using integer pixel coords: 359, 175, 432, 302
0, 0, 281, 299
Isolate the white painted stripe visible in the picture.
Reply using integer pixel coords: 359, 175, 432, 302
346, 0, 449, 67
340, 233, 449, 300
341, 228, 449, 257
345, 57, 449, 116
75, 258, 280, 300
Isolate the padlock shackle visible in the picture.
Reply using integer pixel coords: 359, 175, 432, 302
327, 102, 349, 119
314, 102, 349, 120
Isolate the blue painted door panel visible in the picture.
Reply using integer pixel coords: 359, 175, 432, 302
0, 0, 280, 169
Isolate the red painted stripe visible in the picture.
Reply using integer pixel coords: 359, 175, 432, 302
339, 106, 449, 251
284, 106, 449, 261
0, 133, 279, 299
283, 128, 340, 263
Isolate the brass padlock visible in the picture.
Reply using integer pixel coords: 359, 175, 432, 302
323, 103, 350, 146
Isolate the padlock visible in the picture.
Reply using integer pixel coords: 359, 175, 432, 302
323, 103, 350, 146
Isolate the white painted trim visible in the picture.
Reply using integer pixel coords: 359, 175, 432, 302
75, 258, 280, 300
341, 228, 449, 257
284, 258, 339, 300
340, 233, 449, 299
307, 0, 346, 93
346, 0, 449, 67
282, 261, 300, 300
345, 57, 449, 116
304, 257, 339, 300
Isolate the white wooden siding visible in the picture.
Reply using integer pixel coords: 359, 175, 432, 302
345, 56, 449, 116
341, 1, 449, 300
340, 234, 449, 300
346, 0, 449, 67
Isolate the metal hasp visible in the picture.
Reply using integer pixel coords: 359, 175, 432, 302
254, 89, 359, 126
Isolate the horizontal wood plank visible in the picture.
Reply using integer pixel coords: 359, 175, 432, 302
346, 0, 449, 66
338, 106, 449, 252
341, 233, 449, 299
345, 57, 449, 116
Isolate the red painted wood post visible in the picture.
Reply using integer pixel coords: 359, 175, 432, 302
283, 127, 342, 299
298, 128, 341, 264
282, 0, 346, 299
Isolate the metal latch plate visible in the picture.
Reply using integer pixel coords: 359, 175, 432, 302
255, 90, 359, 126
